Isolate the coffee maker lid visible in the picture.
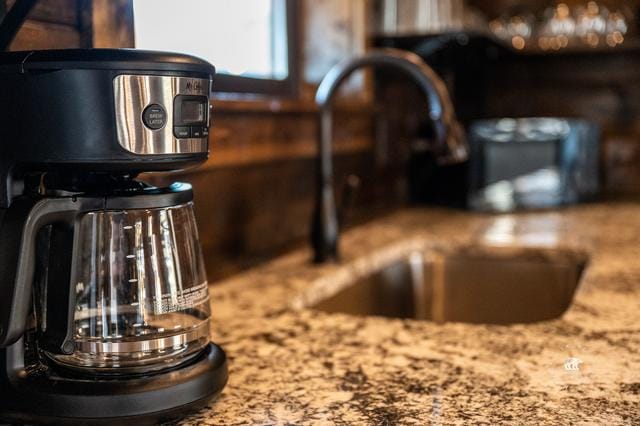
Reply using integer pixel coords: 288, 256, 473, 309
0, 48, 215, 76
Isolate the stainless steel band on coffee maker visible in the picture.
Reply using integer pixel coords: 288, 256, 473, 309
114, 75, 211, 155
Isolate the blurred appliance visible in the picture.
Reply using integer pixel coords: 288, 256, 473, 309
0, 49, 227, 423
468, 118, 600, 212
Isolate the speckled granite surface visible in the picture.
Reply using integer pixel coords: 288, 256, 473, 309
178, 203, 640, 425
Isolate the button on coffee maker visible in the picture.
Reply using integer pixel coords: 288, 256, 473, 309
0, 49, 227, 423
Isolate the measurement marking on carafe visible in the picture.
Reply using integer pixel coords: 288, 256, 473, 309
126, 254, 135, 259
153, 282, 209, 315
123, 225, 133, 230
128, 278, 138, 283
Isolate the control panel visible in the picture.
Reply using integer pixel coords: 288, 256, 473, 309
172, 95, 209, 139
114, 75, 211, 155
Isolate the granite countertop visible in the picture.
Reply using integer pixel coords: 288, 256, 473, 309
180, 202, 640, 425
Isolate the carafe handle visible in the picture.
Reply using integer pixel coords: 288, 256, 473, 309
0, 197, 100, 349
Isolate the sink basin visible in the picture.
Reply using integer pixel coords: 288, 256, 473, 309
311, 247, 588, 324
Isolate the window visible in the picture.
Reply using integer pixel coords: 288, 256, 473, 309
132, 0, 297, 95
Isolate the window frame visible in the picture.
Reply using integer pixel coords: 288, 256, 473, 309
211, 0, 299, 97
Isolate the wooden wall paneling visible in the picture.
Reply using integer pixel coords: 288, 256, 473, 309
5, 0, 77, 25
91, 0, 133, 48
484, 52, 640, 126
604, 131, 640, 193
205, 104, 375, 169
10, 19, 80, 50
301, 0, 372, 101
77, 0, 93, 48
5, 0, 86, 51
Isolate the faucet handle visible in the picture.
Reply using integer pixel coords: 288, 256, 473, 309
338, 174, 361, 229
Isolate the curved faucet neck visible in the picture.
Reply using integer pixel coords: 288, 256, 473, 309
311, 48, 468, 264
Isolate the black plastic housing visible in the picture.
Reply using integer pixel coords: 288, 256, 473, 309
0, 49, 215, 207
0, 342, 228, 424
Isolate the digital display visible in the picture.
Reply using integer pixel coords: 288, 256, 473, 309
181, 100, 205, 124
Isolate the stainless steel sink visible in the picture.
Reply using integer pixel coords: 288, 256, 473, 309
311, 247, 588, 324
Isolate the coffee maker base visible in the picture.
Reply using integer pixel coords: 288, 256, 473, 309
0, 343, 228, 424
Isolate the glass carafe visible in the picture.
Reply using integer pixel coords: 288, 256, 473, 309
45, 202, 210, 375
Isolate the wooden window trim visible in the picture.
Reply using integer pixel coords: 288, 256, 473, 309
96, 0, 300, 97
212, 0, 299, 97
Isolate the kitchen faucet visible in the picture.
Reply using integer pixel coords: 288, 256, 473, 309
311, 48, 468, 263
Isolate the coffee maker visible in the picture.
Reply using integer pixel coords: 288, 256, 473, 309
0, 49, 227, 423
